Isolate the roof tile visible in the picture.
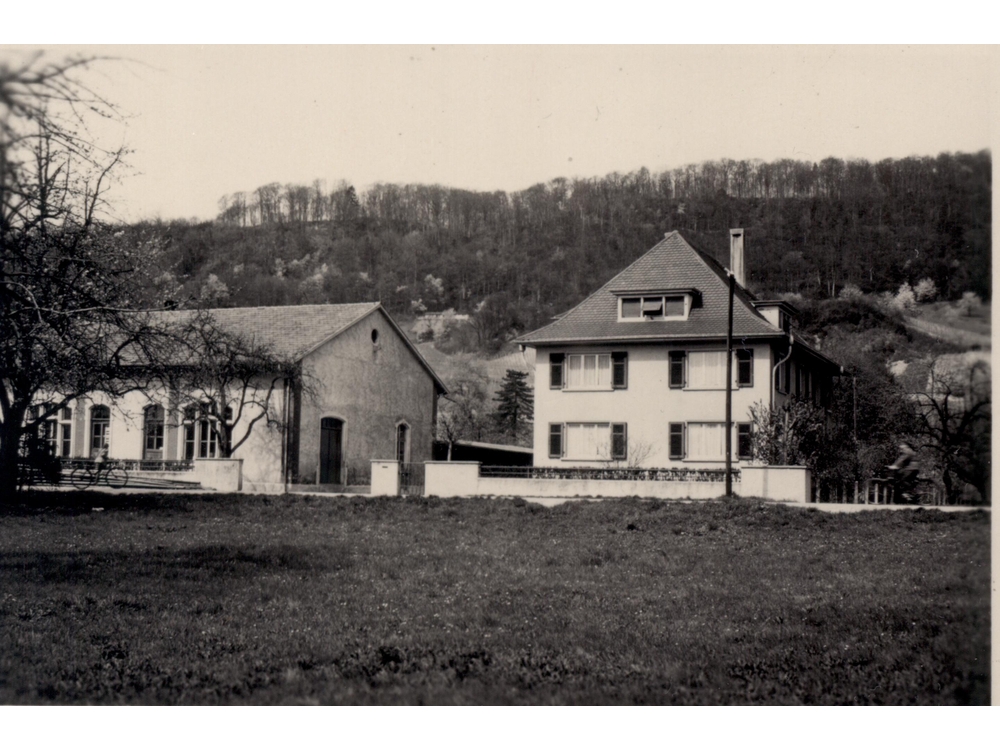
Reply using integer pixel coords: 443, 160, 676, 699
517, 231, 780, 345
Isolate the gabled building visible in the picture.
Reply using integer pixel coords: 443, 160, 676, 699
516, 230, 840, 469
33, 303, 447, 491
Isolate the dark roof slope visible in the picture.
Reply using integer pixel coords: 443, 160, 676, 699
155, 302, 447, 393
516, 231, 781, 345
157, 302, 380, 360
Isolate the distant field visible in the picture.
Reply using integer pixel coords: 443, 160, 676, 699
907, 301, 992, 348
0, 493, 989, 705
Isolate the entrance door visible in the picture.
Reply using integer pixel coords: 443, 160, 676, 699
320, 418, 344, 484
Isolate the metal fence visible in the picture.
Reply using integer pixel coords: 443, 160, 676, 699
59, 458, 194, 473
478, 465, 738, 483
399, 462, 426, 496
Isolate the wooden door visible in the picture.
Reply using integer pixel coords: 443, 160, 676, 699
320, 418, 343, 484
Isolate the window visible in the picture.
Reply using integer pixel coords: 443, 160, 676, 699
34, 403, 72, 457
611, 352, 628, 389
669, 423, 685, 459
687, 423, 726, 461
669, 351, 686, 388
737, 423, 752, 460
777, 360, 790, 394
548, 424, 564, 458
143, 404, 165, 457
611, 423, 627, 460
564, 423, 611, 460
396, 423, 410, 463
688, 351, 727, 389
794, 363, 802, 397
90, 405, 110, 457
183, 403, 219, 460
59, 407, 72, 458
736, 349, 753, 387
620, 295, 686, 321
566, 353, 612, 390
550, 353, 565, 389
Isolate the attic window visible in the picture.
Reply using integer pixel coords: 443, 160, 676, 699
371, 329, 380, 344
620, 295, 688, 322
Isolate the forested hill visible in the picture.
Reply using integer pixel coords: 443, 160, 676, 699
142, 151, 991, 336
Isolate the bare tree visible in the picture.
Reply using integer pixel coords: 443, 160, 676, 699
0, 53, 172, 496
912, 357, 990, 504
167, 313, 303, 458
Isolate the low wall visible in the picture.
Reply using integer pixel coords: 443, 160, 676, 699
425, 462, 813, 503
193, 459, 243, 492
371, 460, 400, 496
739, 465, 811, 503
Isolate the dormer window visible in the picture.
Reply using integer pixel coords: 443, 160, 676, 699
619, 294, 688, 321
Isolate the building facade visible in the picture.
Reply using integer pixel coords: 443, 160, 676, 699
32, 303, 446, 491
517, 230, 840, 470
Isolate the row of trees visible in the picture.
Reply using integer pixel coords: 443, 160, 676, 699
186, 151, 992, 337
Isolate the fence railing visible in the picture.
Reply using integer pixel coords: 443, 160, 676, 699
399, 462, 426, 495
59, 458, 194, 473
478, 465, 738, 483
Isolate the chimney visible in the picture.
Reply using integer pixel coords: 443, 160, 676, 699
729, 228, 745, 287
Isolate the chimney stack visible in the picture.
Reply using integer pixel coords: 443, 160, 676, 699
729, 228, 745, 287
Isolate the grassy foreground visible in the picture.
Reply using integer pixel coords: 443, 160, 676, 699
0, 492, 990, 705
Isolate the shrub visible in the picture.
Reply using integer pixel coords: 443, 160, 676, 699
956, 291, 983, 317
891, 283, 917, 312
838, 283, 864, 301
914, 278, 938, 302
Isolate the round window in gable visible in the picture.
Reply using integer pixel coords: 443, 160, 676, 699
371, 329, 380, 344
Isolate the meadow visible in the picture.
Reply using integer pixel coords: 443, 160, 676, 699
0, 492, 990, 705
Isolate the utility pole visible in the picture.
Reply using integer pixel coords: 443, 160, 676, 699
725, 272, 735, 497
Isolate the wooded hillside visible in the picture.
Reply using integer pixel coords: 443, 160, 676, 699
142, 151, 991, 339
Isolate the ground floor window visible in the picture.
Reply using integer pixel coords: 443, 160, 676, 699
144, 404, 165, 459
564, 423, 611, 460
90, 405, 110, 457
687, 422, 726, 461
183, 403, 221, 459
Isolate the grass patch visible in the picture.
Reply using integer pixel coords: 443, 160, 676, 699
0, 492, 990, 704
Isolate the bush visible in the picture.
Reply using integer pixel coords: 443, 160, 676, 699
914, 278, 938, 303
956, 291, 983, 317
838, 283, 864, 301
890, 283, 916, 312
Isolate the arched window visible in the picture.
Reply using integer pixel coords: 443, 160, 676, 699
90, 405, 111, 458
143, 404, 165, 459
182, 403, 219, 460
396, 423, 410, 464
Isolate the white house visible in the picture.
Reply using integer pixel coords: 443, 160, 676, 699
31, 303, 447, 492
515, 230, 840, 470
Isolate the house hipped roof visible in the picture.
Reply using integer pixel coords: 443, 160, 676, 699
156, 302, 447, 393
516, 231, 781, 346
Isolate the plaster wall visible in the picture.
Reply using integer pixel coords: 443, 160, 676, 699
296, 309, 437, 483
531, 342, 775, 469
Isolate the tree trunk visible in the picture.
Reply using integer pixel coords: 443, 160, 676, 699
0, 405, 27, 499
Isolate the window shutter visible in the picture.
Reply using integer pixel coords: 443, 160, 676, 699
737, 423, 752, 460
611, 352, 628, 389
669, 351, 686, 388
549, 353, 564, 389
548, 423, 564, 458
669, 423, 685, 459
611, 423, 627, 460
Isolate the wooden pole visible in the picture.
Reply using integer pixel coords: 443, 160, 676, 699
725, 273, 735, 498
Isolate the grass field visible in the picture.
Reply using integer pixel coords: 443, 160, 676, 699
0, 492, 990, 705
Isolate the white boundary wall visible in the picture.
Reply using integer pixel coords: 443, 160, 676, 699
424, 461, 811, 503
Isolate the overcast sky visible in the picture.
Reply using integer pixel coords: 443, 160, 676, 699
7, 45, 994, 223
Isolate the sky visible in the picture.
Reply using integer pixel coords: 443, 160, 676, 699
3, 45, 994, 223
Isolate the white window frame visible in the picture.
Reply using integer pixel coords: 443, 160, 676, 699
686, 350, 728, 390
563, 422, 613, 461
618, 294, 691, 322
565, 353, 613, 391
686, 422, 727, 462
